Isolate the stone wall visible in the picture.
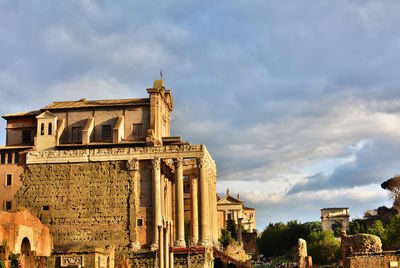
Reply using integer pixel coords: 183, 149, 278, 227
15, 161, 145, 249
347, 253, 400, 268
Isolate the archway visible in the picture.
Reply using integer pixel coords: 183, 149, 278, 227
21, 237, 31, 255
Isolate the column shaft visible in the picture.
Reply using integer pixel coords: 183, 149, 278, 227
175, 157, 185, 247
191, 176, 199, 245
159, 226, 164, 268
198, 158, 210, 245
127, 158, 140, 250
152, 158, 161, 248
165, 225, 169, 268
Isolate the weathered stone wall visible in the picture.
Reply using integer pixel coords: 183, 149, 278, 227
348, 253, 400, 268
242, 231, 257, 257
15, 161, 143, 249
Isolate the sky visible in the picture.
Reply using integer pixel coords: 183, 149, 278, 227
1, 0, 399, 230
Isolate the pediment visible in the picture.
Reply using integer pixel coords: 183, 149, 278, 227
218, 195, 243, 205
36, 110, 57, 119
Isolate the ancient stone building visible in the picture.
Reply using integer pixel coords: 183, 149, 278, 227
321, 207, 350, 232
0, 79, 219, 267
0, 209, 52, 267
217, 189, 256, 234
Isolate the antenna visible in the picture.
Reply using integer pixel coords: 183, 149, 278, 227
160, 69, 163, 79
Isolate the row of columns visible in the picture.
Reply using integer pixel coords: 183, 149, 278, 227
151, 156, 216, 249
148, 156, 217, 268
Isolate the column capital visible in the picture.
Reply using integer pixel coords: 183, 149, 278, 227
197, 157, 205, 168
127, 158, 139, 171
152, 158, 161, 171
175, 157, 183, 169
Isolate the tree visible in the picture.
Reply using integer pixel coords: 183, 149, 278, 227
219, 229, 233, 248
307, 230, 340, 265
384, 216, 400, 250
226, 218, 237, 240
381, 176, 400, 213
257, 221, 313, 258
366, 220, 385, 239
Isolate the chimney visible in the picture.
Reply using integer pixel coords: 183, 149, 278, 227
226, 188, 230, 196
237, 193, 240, 200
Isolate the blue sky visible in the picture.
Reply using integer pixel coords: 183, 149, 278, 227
1, 0, 399, 229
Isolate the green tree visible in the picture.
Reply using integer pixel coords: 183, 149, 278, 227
349, 220, 361, 235
219, 228, 233, 248
366, 220, 385, 239
226, 218, 237, 239
307, 230, 340, 265
384, 216, 400, 250
257, 221, 313, 258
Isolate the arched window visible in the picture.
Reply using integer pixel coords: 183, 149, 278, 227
48, 122, 53, 135
40, 123, 44, 135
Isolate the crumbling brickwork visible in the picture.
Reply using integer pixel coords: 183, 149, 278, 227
15, 161, 140, 249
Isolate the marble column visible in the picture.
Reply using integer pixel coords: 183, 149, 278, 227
198, 158, 210, 245
175, 157, 185, 247
159, 225, 164, 268
127, 158, 140, 251
165, 224, 169, 268
152, 158, 161, 249
169, 222, 174, 268
191, 175, 199, 245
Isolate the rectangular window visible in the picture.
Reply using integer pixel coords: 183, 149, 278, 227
42, 205, 49, 211
137, 218, 143, 227
102, 125, 112, 140
5, 201, 12, 211
72, 127, 82, 142
1, 152, 5, 164
6, 174, 12, 186
14, 153, 19, 164
7, 152, 12, 164
132, 123, 142, 137
22, 130, 31, 144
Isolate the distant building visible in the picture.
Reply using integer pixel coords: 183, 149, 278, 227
321, 207, 350, 231
217, 189, 256, 233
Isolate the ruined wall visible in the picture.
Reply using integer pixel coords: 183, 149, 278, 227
347, 253, 400, 268
15, 161, 148, 249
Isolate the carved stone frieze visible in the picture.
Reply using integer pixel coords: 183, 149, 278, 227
27, 144, 215, 165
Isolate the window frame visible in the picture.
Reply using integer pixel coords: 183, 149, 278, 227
5, 201, 12, 211
7, 152, 12, 164
22, 130, 31, 144
101, 125, 112, 140
71, 126, 82, 143
6, 174, 12, 186
48, 122, 53, 135
40, 123, 45, 135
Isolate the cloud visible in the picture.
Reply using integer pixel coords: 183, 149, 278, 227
1, 1, 400, 228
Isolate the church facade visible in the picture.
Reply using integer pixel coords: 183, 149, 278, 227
0, 80, 219, 267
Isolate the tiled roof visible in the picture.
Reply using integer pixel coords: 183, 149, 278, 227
2, 110, 41, 118
42, 98, 149, 110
